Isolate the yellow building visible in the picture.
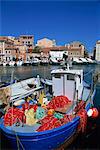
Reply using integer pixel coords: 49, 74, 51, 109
36, 38, 56, 48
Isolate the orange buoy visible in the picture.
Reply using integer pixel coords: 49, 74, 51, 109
48, 109, 55, 116
87, 108, 99, 118
92, 108, 99, 118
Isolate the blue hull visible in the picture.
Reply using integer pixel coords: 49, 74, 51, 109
1, 117, 80, 150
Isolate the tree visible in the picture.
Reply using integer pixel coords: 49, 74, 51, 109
33, 46, 41, 53
84, 50, 88, 58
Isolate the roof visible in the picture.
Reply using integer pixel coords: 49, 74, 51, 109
0, 37, 14, 43
38, 38, 53, 42
51, 68, 83, 75
20, 35, 34, 37
41, 46, 68, 53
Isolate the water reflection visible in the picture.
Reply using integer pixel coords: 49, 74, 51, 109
0, 64, 100, 84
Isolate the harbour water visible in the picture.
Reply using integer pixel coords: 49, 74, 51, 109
0, 64, 100, 149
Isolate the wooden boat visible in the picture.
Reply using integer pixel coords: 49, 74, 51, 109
0, 65, 96, 150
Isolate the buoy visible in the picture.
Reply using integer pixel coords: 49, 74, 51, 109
48, 109, 55, 116
87, 108, 99, 118
92, 108, 99, 118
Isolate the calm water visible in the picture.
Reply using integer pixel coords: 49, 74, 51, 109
0, 64, 100, 149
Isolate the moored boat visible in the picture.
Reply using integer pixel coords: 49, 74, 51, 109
31, 58, 40, 66
40, 57, 49, 65
0, 65, 97, 150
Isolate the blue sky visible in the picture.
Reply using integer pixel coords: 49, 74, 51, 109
0, 0, 100, 52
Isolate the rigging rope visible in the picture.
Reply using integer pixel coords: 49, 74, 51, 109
83, 69, 94, 77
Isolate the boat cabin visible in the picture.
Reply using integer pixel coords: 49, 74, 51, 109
51, 68, 83, 101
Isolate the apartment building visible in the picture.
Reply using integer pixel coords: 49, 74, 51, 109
36, 38, 56, 48
0, 37, 16, 61
95, 40, 100, 61
67, 41, 85, 58
19, 35, 34, 53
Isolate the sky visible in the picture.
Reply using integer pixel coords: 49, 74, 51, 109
0, 0, 100, 52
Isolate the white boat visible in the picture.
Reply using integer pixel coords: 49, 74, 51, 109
86, 58, 97, 64
23, 60, 31, 66
31, 58, 40, 66
40, 58, 49, 65
72, 57, 83, 65
0, 76, 42, 102
16, 61, 23, 66
79, 57, 88, 64
9, 61, 15, 66
3, 62, 7, 66
49, 57, 60, 65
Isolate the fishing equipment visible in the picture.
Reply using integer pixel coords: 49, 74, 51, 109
47, 95, 71, 110
48, 109, 55, 116
54, 112, 63, 119
87, 108, 99, 118
25, 108, 37, 126
36, 107, 46, 119
4, 107, 25, 126
77, 109, 87, 133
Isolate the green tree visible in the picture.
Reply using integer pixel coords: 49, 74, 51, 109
84, 50, 88, 58
33, 46, 41, 53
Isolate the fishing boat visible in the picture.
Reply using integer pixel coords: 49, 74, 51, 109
0, 65, 97, 150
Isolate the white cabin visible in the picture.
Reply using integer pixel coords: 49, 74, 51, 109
51, 68, 83, 101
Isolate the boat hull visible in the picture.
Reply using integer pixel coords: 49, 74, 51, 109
1, 117, 79, 150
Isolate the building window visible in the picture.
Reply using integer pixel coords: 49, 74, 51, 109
6, 51, 7, 53
16, 50, 17, 53
9, 51, 10, 53
0, 50, 1, 53
28, 41, 30, 44
71, 53, 72, 55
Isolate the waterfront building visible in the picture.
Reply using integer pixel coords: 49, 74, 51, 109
95, 40, 100, 61
0, 36, 15, 61
66, 41, 85, 58
41, 46, 67, 58
36, 38, 56, 48
19, 35, 34, 53
41, 41, 85, 59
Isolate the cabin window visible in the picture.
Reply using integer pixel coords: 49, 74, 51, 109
53, 74, 63, 79
67, 74, 74, 80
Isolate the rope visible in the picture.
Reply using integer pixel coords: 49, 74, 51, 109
13, 130, 25, 150
83, 69, 94, 77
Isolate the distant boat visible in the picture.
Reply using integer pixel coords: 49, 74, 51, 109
79, 57, 88, 64
31, 58, 40, 66
16, 61, 23, 66
40, 58, 49, 65
23, 60, 31, 66
86, 58, 97, 64
2, 62, 7, 66
72, 57, 83, 65
0, 65, 96, 150
49, 57, 60, 65
9, 61, 15, 66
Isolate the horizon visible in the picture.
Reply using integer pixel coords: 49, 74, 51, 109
0, 0, 100, 52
